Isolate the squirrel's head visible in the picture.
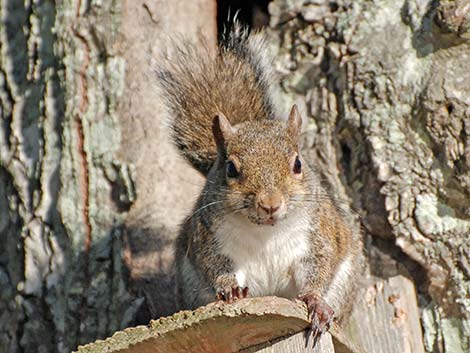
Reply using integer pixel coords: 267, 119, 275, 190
211, 105, 306, 226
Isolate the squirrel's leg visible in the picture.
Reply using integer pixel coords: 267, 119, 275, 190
296, 257, 335, 341
323, 252, 363, 325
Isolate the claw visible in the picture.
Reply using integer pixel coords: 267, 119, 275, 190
216, 286, 249, 303
233, 286, 240, 299
298, 292, 334, 343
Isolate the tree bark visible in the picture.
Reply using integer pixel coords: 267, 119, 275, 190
268, 0, 470, 352
0, 1, 135, 352
0, 1, 214, 352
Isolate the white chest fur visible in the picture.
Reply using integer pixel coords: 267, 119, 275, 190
216, 213, 310, 298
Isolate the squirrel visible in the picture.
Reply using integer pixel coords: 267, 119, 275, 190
157, 24, 364, 337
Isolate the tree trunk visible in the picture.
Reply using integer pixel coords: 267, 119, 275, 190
268, 0, 470, 352
0, 1, 214, 352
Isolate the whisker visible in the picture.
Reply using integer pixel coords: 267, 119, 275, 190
188, 200, 225, 219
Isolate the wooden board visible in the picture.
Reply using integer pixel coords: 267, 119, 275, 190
345, 275, 425, 353
76, 297, 309, 353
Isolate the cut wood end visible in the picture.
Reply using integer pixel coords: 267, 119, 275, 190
74, 295, 368, 353
75, 297, 310, 353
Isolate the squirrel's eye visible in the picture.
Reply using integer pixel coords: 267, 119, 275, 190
226, 160, 239, 178
293, 156, 302, 174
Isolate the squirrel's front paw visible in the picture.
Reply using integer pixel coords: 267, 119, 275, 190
216, 286, 249, 303
298, 292, 334, 340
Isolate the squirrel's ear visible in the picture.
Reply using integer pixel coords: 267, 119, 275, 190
287, 104, 302, 139
212, 113, 235, 149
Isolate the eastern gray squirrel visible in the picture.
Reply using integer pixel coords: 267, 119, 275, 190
157, 24, 364, 337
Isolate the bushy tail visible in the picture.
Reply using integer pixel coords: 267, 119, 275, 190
157, 24, 277, 175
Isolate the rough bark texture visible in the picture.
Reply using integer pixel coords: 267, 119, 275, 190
0, 0, 214, 352
0, 1, 133, 352
268, 0, 470, 352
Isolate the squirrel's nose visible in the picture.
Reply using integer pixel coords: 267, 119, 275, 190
256, 192, 284, 217
258, 203, 280, 215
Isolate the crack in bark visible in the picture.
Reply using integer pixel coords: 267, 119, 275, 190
74, 117, 92, 252
72, 7, 92, 253
72, 2, 93, 345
